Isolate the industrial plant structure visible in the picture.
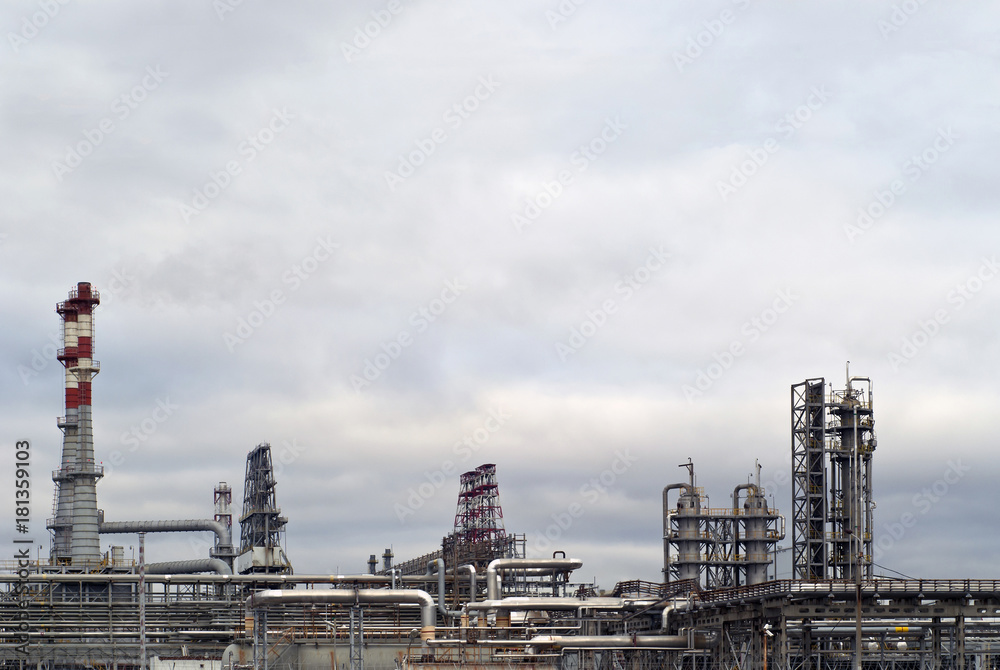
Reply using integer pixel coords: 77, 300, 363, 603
3, 283, 1000, 670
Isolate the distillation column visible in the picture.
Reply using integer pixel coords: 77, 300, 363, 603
734, 474, 784, 586
666, 464, 784, 588
791, 369, 877, 581
827, 374, 876, 581
742, 487, 770, 584
663, 464, 703, 583
48, 282, 103, 565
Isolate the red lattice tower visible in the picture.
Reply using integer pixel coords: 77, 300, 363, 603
453, 464, 507, 545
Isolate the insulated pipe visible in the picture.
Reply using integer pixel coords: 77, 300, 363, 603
663, 483, 697, 581
486, 558, 583, 601
732, 484, 755, 586
660, 597, 690, 633
6, 573, 436, 585
528, 634, 714, 649
100, 519, 232, 553
663, 484, 697, 516
786, 626, 927, 635
221, 645, 244, 670
732, 484, 756, 510
145, 559, 232, 575
465, 597, 631, 612
451, 564, 477, 602
427, 559, 462, 618
246, 589, 437, 639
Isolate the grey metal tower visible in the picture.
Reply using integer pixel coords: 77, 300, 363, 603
663, 460, 783, 588
791, 369, 876, 581
48, 282, 103, 566
237, 443, 292, 574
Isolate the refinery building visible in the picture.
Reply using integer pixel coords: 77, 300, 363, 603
3, 283, 1000, 670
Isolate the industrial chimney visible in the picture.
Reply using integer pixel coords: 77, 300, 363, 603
48, 282, 103, 565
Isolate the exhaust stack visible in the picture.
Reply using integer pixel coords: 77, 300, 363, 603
48, 282, 103, 565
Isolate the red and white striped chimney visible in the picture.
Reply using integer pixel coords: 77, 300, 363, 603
48, 282, 103, 565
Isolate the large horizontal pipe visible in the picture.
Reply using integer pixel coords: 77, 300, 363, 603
486, 558, 584, 600
0, 572, 433, 585
146, 559, 232, 575
786, 626, 928, 636
0, 629, 234, 639
100, 519, 233, 554
465, 597, 640, 612
529, 634, 714, 649
797, 620, 939, 628
697, 579, 1000, 605
246, 588, 436, 637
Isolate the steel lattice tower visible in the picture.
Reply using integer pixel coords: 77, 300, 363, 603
48, 282, 103, 565
453, 464, 507, 545
238, 443, 291, 574
791, 369, 876, 581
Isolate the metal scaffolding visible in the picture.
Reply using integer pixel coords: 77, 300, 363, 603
663, 461, 784, 589
238, 443, 292, 575
791, 368, 876, 582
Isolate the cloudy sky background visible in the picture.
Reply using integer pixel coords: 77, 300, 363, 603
2, 0, 999, 588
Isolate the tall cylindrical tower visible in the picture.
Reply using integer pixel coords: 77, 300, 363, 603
741, 485, 778, 585
48, 282, 103, 565
673, 487, 703, 582
791, 368, 876, 581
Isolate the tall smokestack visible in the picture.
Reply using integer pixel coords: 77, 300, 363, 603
48, 282, 103, 565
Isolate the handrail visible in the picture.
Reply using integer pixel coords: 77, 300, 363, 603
667, 507, 782, 517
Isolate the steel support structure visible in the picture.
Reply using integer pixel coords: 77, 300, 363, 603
792, 378, 827, 581
238, 443, 291, 574
664, 463, 784, 590
791, 373, 876, 582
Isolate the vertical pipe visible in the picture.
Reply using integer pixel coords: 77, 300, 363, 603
663, 483, 698, 583
139, 532, 146, 670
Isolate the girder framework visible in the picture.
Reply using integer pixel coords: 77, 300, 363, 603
3, 573, 1000, 670
238, 443, 291, 575
792, 374, 876, 582
663, 464, 784, 590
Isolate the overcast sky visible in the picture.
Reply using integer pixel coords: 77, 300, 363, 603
2, 1, 999, 589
